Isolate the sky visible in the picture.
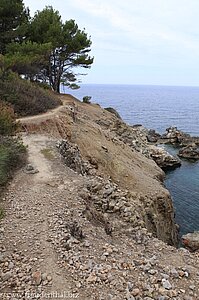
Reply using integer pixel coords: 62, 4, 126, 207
23, 0, 199, 86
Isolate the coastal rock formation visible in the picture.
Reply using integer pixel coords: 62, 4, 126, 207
178, 143, 199, 160
57, 137, 178, 245
161, 126, 199, 146
182, 231, 199, 251
161, 126, 191, 144
19, 95, 179, 245
147, 129, 161, 143
102, 119, 181, 170
150, 146, 181, 170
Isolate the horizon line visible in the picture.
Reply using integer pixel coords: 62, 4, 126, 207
76, 83, 199, 88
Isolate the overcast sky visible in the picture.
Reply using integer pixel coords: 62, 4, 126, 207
24, 0, 199, 86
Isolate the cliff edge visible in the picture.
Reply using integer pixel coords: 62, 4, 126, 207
0, 94, 198, 299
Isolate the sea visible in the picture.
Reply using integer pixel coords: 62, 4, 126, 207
64, 84, 199, 236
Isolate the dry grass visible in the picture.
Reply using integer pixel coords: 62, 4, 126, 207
40, 148, 55, 160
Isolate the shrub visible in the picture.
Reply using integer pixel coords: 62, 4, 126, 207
82, 96, 92, 104
0, 136, 26, 187
0, 102, 18, 135
0, 73, 62, 116
0, 136, 26, 215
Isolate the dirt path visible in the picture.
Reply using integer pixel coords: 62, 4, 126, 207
0, 133, 85, 299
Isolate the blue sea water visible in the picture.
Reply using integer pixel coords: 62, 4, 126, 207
66, 84, 199, 236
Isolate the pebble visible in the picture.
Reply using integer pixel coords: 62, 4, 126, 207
8, 261, 14, 269
2, 271, 12, 281
32, 271, 42, 285
41, 273, 47, 281
132, 288, 140, 296
47, 275, 52, 281
162, 279, 172, 290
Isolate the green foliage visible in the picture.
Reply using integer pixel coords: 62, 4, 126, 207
0, 102, 26, 189
0, 136, 26, 187
0, 72, 61, 116
0, 3, 93, 93
29, 6, 62, 46
5, 41, 52, 79
0, 0, 29, 54
82, 96, 92, 104
0, 102, 18, 135
29, 6, 94, 92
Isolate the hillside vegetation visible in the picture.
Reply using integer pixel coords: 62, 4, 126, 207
0, 72, 61, 117
0, 102, 26, 207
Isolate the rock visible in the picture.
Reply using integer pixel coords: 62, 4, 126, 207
47, 275, 52, 282
149, 146, 181, 170
101, 145, 108, 152
161, 127, 191, 144
161, 127, 199, 146
32, 271, 42, 285
57, 140, 91, 175
8, 261, 14, 270
41, 273, 47, 281
148, 269, 157, 275
84, 240, 90, 247
132, 288, 140, 296
24, 164, 39, 174
43, 280, 48, 286
1, 271, 12, 281
170, 268, 179, 278
178, 143, 199, 160
162, 278, 172, 290
26, 164, 35, 171
182, 231, 199, 251
86, 274, 97, 284
103, 187, 115, 197
147, 129, 161, 143
0, 253, 5, 262
104, 107, 122, 119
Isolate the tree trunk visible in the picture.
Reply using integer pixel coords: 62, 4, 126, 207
55, 74, 61, 93
56, 84, 60, 93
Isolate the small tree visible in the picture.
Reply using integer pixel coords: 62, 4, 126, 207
82, 96, 92, 104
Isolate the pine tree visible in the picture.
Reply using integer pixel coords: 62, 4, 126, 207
0, 0, 29, 54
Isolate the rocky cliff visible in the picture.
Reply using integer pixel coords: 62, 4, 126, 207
19, 94, 178, 246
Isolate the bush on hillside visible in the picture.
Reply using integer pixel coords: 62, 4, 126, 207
0, 73, 62, 116
0, 136, 26, 187
0, 102, 18, 135
82, 96, 92, 104
0, 102, 26, 195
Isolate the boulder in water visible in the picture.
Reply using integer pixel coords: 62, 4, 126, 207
149, 146, 181, 171
147, 129, 161, 143
178, 143, 199, 160
161, 126, 190, 144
